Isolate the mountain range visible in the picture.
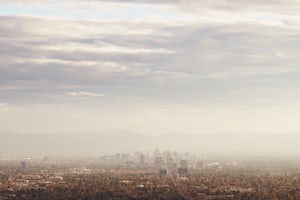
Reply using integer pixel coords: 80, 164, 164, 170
0, 131, 299, 157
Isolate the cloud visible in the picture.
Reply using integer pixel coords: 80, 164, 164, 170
0, 102, 12, 112
67, 91, 106, 97
70, 0, 300, 16
0, 2, 300, 107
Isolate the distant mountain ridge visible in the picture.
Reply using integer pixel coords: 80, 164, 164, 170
0, 131, 299, 157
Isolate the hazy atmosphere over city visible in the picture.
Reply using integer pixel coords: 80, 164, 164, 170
3, 2, 300, 200
1, 1, 300, 141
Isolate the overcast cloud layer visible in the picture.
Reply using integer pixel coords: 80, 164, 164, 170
1, 0, 300, 135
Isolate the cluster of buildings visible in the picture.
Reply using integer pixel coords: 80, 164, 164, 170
98, 148, 206, 178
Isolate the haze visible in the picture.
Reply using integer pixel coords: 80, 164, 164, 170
1, 0, 300, 155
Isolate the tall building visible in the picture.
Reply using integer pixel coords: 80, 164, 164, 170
134, 151, 142, 163
178, 167, 188, 175
115, 153, 121, 160
153, 148, 162, 158
140, 154, 146, 165
196, 161, 204, 169
154, 156, 163, 170
163, 151, 173, 163
20, 161, 27, 169
178, 159, 188, 175
159, 169, 168, 176
180, 159, 188, 168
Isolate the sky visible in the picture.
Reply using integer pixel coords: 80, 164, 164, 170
1, 0, 300, 135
